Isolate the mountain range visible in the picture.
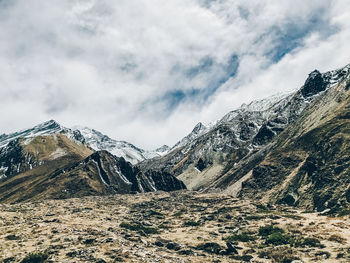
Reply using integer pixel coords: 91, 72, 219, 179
0, 122, 184, 202
0, 63, 349, 213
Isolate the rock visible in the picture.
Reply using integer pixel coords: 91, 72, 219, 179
166, 242, 181, 251
196, 242, 223, 254
5, 234, 20, 240
154, 239, 165, 247
84, 238, 96, 245
178, 249, 194, 255
282, 192, 299, 206
301, 70, 327, 97
225, 242, 238, 255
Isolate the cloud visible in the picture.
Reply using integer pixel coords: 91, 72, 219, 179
0, 0, 349, 149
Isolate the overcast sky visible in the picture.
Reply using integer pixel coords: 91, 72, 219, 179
0, 0, 349, 150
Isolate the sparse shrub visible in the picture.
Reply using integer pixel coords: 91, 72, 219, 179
148, 210, 163, 217
20, 251, 49, 263
159, 223, 170, 229
329, 234, 346, 244
265, 232, 291, 245
173, 211, 184, 217
231, 255, 253, 262
196, 242, 223, 254
216, 207, 235, 214
258, 246, 299, 263
119, 222, 159, 235
301, 237, 324, 248
258, 225, 284, 237
315, 251, 331, 259
183, 220, 201, 227
256, 204, 269, 212
113, 256, 124, 262
336, 253, 344, 259
282, 214, 303, 220
245, 214, 265, 220
226, 232, 256, 242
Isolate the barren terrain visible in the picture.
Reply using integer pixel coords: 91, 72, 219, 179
1, 191, 349, 262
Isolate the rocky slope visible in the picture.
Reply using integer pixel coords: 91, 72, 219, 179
140, 64, 350, 194
211, 65, 350, 213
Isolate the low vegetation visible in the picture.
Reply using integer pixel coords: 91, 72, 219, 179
258, 225, 284, 237
0, 192, 348, 262
20, 251, 49, 263
183, 220, 201, 227
226, 232, 256, 242
119, 222, 159, 235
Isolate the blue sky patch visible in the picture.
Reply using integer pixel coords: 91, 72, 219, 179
265, 8, 339, 62
159, 54, 239, 113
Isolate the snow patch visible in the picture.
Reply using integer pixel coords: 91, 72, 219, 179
72, 126, 164, 164
113, 165, 132, 185
49, 148, 67, 160
92, 160, 108, 185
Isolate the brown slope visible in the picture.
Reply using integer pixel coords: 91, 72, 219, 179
0, 134, 93, 203
0, 133, 92, 180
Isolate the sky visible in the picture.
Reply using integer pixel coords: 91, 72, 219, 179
0, 0, 350, 150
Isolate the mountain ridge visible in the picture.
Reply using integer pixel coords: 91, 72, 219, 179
139, 63, 350, 195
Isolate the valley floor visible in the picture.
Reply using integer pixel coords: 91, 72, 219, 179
0, 191, 349, 263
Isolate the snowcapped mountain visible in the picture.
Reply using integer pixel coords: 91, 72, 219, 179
211, 63, 350, 212
171, 122, 209, 151
0, 121, 169, 171
140, 63, 350, 190
72, 126, 169, 165
0, 123, 184, 200
177, 63, 350, 152
153, 145, 171, 155
0, 136, 185, 202
0, 120, 88, 179
0, 120, 85, 149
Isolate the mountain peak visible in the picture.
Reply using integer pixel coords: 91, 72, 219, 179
192, 122, 206, 134
72, 126, 167, 164
36, 119, 61, 129
301, 69, 327, 98
309, 69, 321, 75
154, 145, 171, 153
30, 120, 63, 135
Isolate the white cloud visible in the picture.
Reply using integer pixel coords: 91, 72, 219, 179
0, 0, 349, 149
